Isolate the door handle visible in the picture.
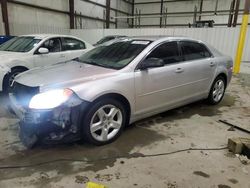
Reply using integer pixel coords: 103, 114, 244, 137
175, 68, 184, 73
210, 62, 215, 67
60, 54, 66, 58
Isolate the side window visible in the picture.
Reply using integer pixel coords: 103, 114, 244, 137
147, 41, 181, 65
40, 38, 62, 53
180, 41, 212, 61
63, 38, 86, 51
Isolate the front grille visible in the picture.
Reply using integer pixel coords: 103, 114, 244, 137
11, 82, 39, 108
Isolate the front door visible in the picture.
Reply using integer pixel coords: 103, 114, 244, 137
134, 41, 187, 116
34, 37, 67, 67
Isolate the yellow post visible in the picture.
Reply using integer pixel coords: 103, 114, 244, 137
86, 182, 107, 188
234, 0, 250, 74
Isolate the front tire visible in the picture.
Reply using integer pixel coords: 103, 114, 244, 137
207, 76, 226, 105
82, 98, 127, 145
3, 68, 26, 92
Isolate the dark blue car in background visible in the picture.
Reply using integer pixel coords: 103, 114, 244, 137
0, 36, 15, 45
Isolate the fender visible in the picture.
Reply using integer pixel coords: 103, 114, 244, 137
69, 74, 136, 115
215, 56, 233, 86
7, 59, 34, 70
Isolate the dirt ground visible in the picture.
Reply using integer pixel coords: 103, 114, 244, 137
0, 68, 249, 188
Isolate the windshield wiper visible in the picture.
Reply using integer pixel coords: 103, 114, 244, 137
79, 60, 117, 70
80, 60, 100, 66
100, 64, 119, 70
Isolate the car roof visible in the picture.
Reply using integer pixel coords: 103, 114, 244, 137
127, 36, 200, 42
100, 36, 205, 47
105, 35, 126, 37
20, 34, 80, 40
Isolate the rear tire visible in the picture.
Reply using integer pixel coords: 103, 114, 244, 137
207, 76, 226, 105
81, 98, 127, 145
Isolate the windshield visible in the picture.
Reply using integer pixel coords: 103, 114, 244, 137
0, 36, 41, 52
79, 40, 151, 69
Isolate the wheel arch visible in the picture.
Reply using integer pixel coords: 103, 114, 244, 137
10, 66, 29, 72
216, 72, 227, 87
91, 93, 131, 126
2, 66, 29, 91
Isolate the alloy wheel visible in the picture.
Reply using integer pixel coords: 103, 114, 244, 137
90, 104, 123, 142
212, 79, 225, 102
9, 72, 20, 88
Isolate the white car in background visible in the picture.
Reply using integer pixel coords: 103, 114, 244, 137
0, 34, 93, 91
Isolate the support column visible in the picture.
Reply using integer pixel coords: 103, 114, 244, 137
106, 0, 110, 29
228, 0, 236, 27
160, 0, 163, 28
1, 0, 10, 35
233, 0, 240, 27
69, 0, 74, 29
198, 0, 203, 21
234, 0, 250, 74
193, 6, 197, 26
214, 0, 219, 15
131, 0, 135, 28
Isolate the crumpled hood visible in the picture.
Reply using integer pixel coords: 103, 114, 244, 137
14, 61, 116, 90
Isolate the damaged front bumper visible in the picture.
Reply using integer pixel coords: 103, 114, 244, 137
9, 93, 90, 148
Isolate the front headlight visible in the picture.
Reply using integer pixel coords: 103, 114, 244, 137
29, 89, 73, 110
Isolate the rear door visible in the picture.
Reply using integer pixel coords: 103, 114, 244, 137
61, 37, 87, 60
179, 41, 216, 96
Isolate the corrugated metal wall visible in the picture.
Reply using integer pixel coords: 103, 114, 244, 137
9, 23, 70, 36
134, 0, 244, 27
8, 0, 70, 35
71, 27, 250, 62
6, 0, 132, 35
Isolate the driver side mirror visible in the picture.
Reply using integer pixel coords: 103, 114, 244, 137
139, 58, 165, 70
38, 47, 49, 54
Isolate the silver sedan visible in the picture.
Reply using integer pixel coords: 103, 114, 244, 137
10, 37, 233, 148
